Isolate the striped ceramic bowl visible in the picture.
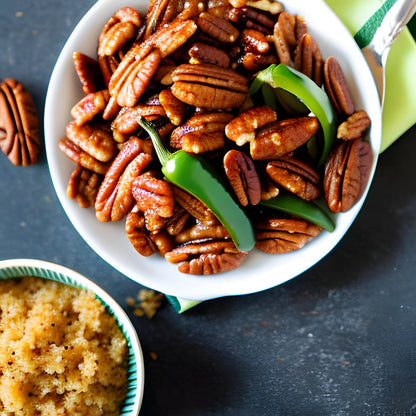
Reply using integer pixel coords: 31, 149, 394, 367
0, 258, 144, 415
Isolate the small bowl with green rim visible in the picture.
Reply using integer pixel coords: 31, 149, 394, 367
0, 258, 144, 416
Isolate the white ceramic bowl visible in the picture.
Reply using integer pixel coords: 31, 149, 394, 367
0, 258, 144, 415
44, 0, 382, 301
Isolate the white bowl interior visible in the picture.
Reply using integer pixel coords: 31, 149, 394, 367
0, 258, 144, 416
44, 0, 382, 301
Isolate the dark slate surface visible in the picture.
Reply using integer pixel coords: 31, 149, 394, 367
1, 1, 416, 415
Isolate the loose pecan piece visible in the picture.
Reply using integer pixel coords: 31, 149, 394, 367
67, 165, 103, 208
65, 121, 117, 162
256, 218, 322, 253
266, 156, 320, 201
337, 110, 371, 141
0, 78, 40, 166
250, 116, 320, 160
196, 12, 240, 43
227, 6, 276, 34
324, 56, 355, 116
166, 206, 190, 236
175, 223, 230, 244
132, 173, 175, 218
225, 105, 277, 146
95, 137, 153, 222
294, 33, 324, 86
72, 52, 105, 94
224, 149, 261, 206
165, 240, 247, 274
170, 112, 233, 152
171, 63, 248, 110
70, 90, 110, 126
323, 138, 373, 213
228, 0, 283, 15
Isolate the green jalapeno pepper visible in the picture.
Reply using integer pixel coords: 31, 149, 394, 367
261, 193, 335, 232
249, 64, 337, 168
138, 117, 256, 252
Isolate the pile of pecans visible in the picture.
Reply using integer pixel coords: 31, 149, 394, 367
59, 0, 373, 275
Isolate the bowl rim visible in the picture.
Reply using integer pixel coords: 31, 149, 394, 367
44, 0, 382, 301
0, 258, 144, 416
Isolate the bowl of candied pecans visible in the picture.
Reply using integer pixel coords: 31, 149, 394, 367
45, 0, 382, 300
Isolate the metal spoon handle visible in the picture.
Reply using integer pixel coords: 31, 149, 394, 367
372, 0, 416, 56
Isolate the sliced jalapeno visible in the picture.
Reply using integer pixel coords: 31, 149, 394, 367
261, 193, 336, 232
249, 64, 337, 167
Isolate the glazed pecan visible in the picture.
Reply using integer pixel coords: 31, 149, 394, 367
165, 240, 246, 274
70, 90, 110, 126
260, 176, 280, 201
73, 52, 105, 94
58, 139, 111, 175
272, 11, 307, 65
112, 103, 166, 138
337, 110, 371, 141
126, 206, 157, 256
256, 218, 322, 253
227, 6, 275, 34
228, 0, 283, 15
188, 42, 231, 68
0, 78, 40, 166
196, 12, 240, 43
323, 138, 373, 213
173, 186, 218, 226
65, 121, 117, 162
158, 89, 186, 126
324, 56, 355, 115
266, 156, 320, 201
67, 165, 102, 208
170, 111, 233, 152
95, 137, 153, 222
225, 105, 277, 146
250, 116, 320, 160
131, 173, 175, 218
224, 149, 261, 206
294, 33, 324, 86
175, 222, 230, 244
166, 206, 190, 236
171, 63, 248, 110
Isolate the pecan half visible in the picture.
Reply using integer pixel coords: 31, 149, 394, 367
224, 149, 261, 206
294, 33, 324, 86
65, 121, 117, 162
95, 137, 153, 222
170, 111, 233, 152
323, 138, 373, 213
132, 173, 175, 218
0, 78, 40, 166
173, 186, 218, 226
227, 6, 275, 34
126, 206, 157, 256
171, 63, 248, 110
165, 240, 246, 274
250, 116, 319, 160
196, 12, 240, 43
188, 42, 231, 68
67, 165, 103, 208
266, 156, 320, 201
272, 11, 307, 65
73, 52, 105, 94
225, 105, 277, 146
337, 110, 371, 141
324, 56, 355, 116
70, 90, 110, 126
256, 218, 322, 253
175, 223, 230, 244
158, 89, 186, 126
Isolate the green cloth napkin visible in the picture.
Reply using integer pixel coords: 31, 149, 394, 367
166, 0, 416, 313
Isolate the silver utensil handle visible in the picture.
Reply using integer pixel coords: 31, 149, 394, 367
373, 0, 416, 53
